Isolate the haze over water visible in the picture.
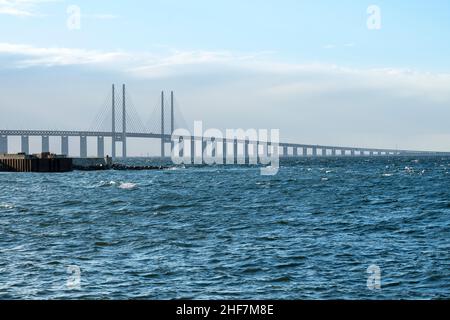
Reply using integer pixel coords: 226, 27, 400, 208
0, 157, 449, 299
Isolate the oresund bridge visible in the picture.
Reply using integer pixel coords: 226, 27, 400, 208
0, 84, 448, 160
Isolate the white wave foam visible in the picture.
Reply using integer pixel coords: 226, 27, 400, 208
96, 180, 117, 188
0, 202, 14, 209
119, 182, 137, 190
404, 166, 414, 173
168, 165, 186, 171
382, 173, 393, 177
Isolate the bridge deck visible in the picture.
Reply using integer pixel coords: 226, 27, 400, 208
0, 129, 448, 156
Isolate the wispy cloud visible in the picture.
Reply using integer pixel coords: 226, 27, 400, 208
0, 0, 58, 17
0, 42, 131, 66
323, 44, 336, 50
1, 42, 450, 105
83, 13, 119, 20
0, 42, 264, 73
0, 6, 32, 16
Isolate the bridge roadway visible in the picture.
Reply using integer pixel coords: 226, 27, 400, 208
0, 129, 449, 157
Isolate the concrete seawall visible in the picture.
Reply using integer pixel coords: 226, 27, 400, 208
0, 153, 72, 172
1, 153, 164, 172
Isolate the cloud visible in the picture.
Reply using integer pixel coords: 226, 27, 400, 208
0, 0, 58, 17
323, 44, 336, 50
83, 13, 118, 20
0, 42, 268, 74
128, 50, 265, 78
0, 6, 33, 16
1, 42, 450, 104
0, 42, 131, 67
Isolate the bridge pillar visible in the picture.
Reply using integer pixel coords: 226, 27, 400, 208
258, 142, 272, 162
303, 147, 308, 157
351, 149, 355, 156
322, 148, 327, 157
211, 138, 216, 160
283, 146, 288, 158
223, 139, 227, 164
42, 136, 49, 153
193, 136, 203, 164
97, 136, 104, 158
0, 135, 8, 154
202, 139, 207, 162
257, 142, 266, 163
245, 140, 250, 164
177, 137, 185, 159
235, 140, 241, 164
122, 137, 127, 158
190, 136, 195, 164
111, 138, 116, 159
273, 143, 280, 159
249, 141, 257, 164
225, 139, 234, 164
21, 136, 29, 154
80, 136, 87, 158
293, 147, 298, 157
369, 151, 374, 156
61, 136, 69, 156
360, 150, 365, 156
378, 151, 382, 156
332, 148, 336, 156
312, 147, 317, 157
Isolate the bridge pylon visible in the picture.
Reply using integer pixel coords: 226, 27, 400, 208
110, 83, 127, 159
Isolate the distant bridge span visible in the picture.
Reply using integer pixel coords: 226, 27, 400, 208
1, 84, 449, 159
0, 128, 447, 158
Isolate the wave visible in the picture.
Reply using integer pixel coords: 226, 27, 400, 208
0, 202, 14, 209
404, 166, 414, 173
93, 180, 137, 190
118, 182, 138, 190
94, 180, 117, 188
167, 165, 186, 171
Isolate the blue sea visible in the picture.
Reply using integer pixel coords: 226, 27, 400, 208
0, 157, 449, 299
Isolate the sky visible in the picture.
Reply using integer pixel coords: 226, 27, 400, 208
1, 0, 450, 155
